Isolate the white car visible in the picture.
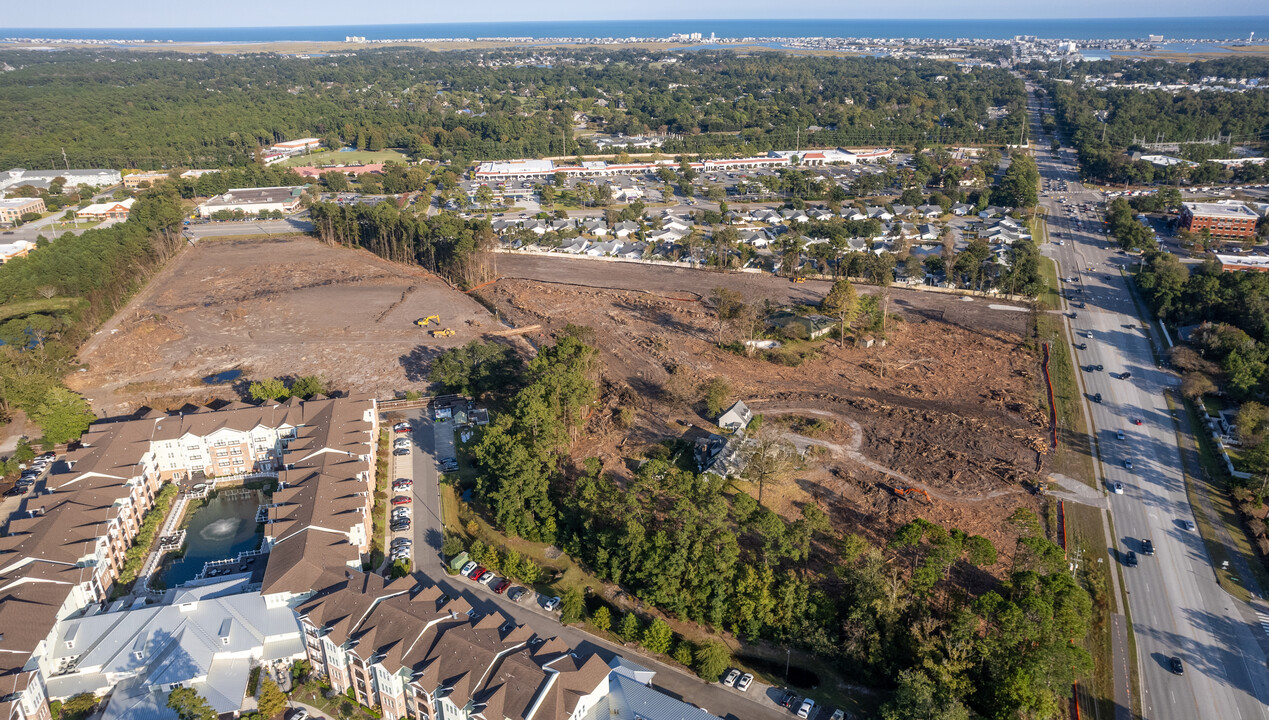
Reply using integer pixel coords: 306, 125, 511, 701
723, 669, 740, 687
479, 572, 497, 585
736, 673, 753, 692
1117, 430, 1125, 440
798, 699, 816, 718
1112, 482, 1124, 495
460, 561, 477, 576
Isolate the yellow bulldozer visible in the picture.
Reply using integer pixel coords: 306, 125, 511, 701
414, 315, 440, 327
431, 328, 456, 338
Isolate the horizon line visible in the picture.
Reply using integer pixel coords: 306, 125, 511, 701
4, 15, 1269, 32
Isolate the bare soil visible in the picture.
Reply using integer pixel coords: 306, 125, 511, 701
70, 236, 496, 414
482, 255, 1048, 564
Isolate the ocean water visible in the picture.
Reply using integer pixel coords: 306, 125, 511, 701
3, 17, 1269, 43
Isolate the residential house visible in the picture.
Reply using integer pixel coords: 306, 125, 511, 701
866, 206, 894, 221
717, 401, 753, 431
951, 203, 975, 216
612, 220, 640, 238
916, 204, 943, 218
890, 204, 915, 217
767, 311, 836, 340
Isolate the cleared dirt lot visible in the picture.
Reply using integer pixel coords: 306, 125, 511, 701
482, 255, 1048, 561
70, 236, 495, 414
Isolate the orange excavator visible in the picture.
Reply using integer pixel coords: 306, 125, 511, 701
892, 487, 933, 504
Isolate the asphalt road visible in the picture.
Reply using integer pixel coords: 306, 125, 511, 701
1028, 85, 1269, 720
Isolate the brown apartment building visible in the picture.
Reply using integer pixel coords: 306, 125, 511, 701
1180, 201, 1261, 239
296, 571, 614, 720
0, 395, 378, 720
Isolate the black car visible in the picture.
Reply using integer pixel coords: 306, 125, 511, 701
1170, 656, 1184, 675
1121, 372, 1132, 380
1125, 550, 1138, 567
3, 486, 25, 497
782, 691, 799, 709
1093, 393, 1103, 403
390, 521, 411, 532
1075, 343, 1087, 350
1095, 364, 1104, 371
1142, 539, 1154, 556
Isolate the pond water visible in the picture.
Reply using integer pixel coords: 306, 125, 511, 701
202, 368, 243, 384
161, 490, 263, 588
735, 654, 821, 689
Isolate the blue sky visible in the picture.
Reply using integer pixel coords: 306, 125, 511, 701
3, 0, 1264, 27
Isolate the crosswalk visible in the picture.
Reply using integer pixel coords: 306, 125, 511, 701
1257, 612, 1269, 638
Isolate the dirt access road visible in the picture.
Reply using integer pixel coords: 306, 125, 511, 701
71, 236, 497, 415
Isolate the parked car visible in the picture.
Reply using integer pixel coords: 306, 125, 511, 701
543, 596, 562, 611
390, 521, 410, 532
509, 587, 530, 603
781, 691, 799, 709
391, 537, 412, 549
393, 448, 410, 456
736, 673, 753, 692
391, 507, 411, 517
393, 480, 413, 490
798, 699, 816, 718
3, 486, 25, 497
392, 496, 412, 506
723, 669, 740, 687
468, 565, 486, 580
393, 422, 411, 433
493, 578, 511, 594
478, 571, 496, 585
393, 438, 411, 449
460, 561, 477, 576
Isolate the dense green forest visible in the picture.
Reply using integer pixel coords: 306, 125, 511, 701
0, 185, 185, 445
0, 48, 1025, 170
1043, 65, 1269, 184
438, 331, 1090, 718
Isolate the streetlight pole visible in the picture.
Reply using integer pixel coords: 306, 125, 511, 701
785, 648, 791, 683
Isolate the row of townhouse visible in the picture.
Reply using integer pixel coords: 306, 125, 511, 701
0, 395, 379, 720
297, 571, 717, 720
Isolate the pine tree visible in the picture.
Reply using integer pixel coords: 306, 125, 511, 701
618, 612, 642, 643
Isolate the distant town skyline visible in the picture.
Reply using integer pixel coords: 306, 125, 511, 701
3, 1, 1266, 29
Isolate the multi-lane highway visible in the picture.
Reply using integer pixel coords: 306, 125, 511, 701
1027, 85, 1269, 720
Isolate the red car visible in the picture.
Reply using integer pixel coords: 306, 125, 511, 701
468, 566, 486, 580
493, 578, 511, 594
392, 496, 412, 506
393, 422, 411, 433
1133, 418, 1143, 425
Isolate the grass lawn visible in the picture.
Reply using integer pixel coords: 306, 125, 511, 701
1176, 392, 1269, 603
1037, 253, 1062, 312
278, 148, 410, 168
1064, 502, 1117, 720
0, 296, 82, 322
1032, 278, 1096, 488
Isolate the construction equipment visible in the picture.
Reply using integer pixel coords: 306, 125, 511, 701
892, 487, 933, 504
431, 328, 455, 338
414, 315, 440, 327
791, 277, 806, 284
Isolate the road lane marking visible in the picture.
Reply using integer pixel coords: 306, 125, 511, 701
1258, 612, 1269, 638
